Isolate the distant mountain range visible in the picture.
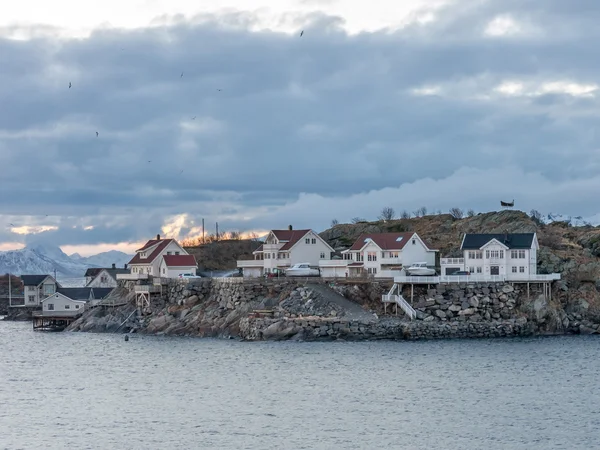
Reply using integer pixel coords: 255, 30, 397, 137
542, 213, 600, 227
0, 243, 132, 278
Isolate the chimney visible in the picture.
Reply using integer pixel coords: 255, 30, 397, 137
111, 263, 116, 269
156, 234, 161, 241
124, 264, 128, 269
288, 225, 293, 231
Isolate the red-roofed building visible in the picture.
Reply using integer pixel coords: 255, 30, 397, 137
127, 234, 195, 278
236, 226, 334, 277
319, 232, 437, 278
159, 254, 198, 278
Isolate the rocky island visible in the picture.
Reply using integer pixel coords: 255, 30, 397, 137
65, 210, 600, 340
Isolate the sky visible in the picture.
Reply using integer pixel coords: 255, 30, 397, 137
1, 0, 600, 255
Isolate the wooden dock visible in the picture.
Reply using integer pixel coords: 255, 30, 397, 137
32, 312, 79, 331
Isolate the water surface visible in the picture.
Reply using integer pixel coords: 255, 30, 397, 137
1, 322, 598, 449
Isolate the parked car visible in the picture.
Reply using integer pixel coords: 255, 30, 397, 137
179, 273, 202, 279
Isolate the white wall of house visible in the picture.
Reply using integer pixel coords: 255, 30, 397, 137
400, 235, 436, 267
131, 241, 189, 276
87, 270, 118, 288
42, 293, 85, 314
158, 261, 198, 278
288, 231, 333, 266
242, 267, 264, 278
24, 278, 57, 306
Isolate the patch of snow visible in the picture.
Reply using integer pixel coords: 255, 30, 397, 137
541, 212, 600, 227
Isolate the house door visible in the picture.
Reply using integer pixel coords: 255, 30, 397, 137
490, 266, 499, 275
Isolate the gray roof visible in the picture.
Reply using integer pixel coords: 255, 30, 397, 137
461, 233, 536, 250
21, 275, 53, 286
86, 267, 130, 281
57, 287, 114, 301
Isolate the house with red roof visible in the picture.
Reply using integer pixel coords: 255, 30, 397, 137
319, 232, 437, 278
236, 226, 334, 277
127, 234, 197, 278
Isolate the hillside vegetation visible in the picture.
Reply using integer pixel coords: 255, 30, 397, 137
184, 239, 262, 271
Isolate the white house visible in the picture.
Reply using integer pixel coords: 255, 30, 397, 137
440, 233, 539, 280
127, 235, 193, 278
158, 254, 198, 278
319, 232, 438, 278
41, 292, 86, 316
20, 275, 58, 307
236, 227, 335, 277
86, 264, 131, 288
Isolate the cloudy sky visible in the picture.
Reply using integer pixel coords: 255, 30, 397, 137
1, 0, 600, 255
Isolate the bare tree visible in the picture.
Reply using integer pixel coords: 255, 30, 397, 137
331, 218, 339, 227
378, 207, 396, 221
529, 209, 543, 225
248, 232, 260, 241
400, 210, 410, 219
351, 217, 367, 224
413, 206, 427, 217
466, 209, 475, 217
449, 207, 464, 219
228, 230, 242, 240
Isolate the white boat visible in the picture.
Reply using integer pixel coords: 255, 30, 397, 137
405, 262, 436, 276
285, 263, 320, 277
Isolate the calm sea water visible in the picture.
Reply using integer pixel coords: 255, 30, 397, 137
1, 322, 599, 450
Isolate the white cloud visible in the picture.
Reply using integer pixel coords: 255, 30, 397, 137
410, 85, 442, 96
484, 15, 522, 37
11, 225, 59, 235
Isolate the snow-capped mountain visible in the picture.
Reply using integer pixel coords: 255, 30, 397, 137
70, 250, 131, 268
0, 243, 132, 278
542, 213, 600, 227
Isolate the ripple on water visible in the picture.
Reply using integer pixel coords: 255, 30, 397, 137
0, 323, 599, 449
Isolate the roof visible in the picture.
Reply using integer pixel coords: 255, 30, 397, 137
253, 244, 264, 253
84, 268, 103, 278
21, 275, 53, 286
57, 287, 114, 301
162, 254, 197, 267
461, 233, 536, 250
349, 233, 417, 251
271, 229, 312, 251
128, 239, 175, 265
348, 262, 364, 267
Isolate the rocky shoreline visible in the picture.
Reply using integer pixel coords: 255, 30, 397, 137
63, 278, 600, 341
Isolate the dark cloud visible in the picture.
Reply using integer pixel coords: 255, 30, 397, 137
1, 1, 600, 246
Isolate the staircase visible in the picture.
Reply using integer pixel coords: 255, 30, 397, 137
382, 284, 417, 320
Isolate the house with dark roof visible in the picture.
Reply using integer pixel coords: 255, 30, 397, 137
440, 232, 540, 279
86, 264, 131, 288
125, 234, 194, 278
20, 275, 59, 307
319, 232, 438, 278
236, 226, 334, 277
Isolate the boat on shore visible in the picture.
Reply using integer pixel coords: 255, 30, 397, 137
405, 262, 436, 276
285, 263, 320, 277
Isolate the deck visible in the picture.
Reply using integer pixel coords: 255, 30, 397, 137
32, 311, 80, 331
393, 274, 561, 284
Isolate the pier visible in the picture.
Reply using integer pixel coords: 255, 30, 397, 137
32, 311, 80, 331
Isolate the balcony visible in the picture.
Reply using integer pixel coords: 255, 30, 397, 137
237, 260, 264, 268
441, 258, 464, 265
116, 273, 149, 280
134, 285, 161, 293
319, 260, 349, 267
379, 257, 402, 266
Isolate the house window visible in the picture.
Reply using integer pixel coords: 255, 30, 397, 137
163, 268, 166, 274
357, 254, 364, 262
65, 305, 70, 309
175, 252, 180, 255
343, 253, 353, 260
389, 252, 398, 258
487, 250, 501, 259
320, 252, 325, 259
476, 267, 482, 273
167, 251, 172, 255
101, 276, 107, 283
28, 286, 35, 291
367, 252, 377, 261
28, 295, 35, 303
469, 267, 474, 273
368, 268, 377, 274
468, 251, 476, 259
305, 238, 310, 244
499, 250, 504, 258
519, 250, 526, 259
311, 238, 316, 244
485, 250, 489, 259
512, 266, 517, 273
76, 305, 80, 309
519, 266, 525, 273
412, 239, 416, 245
476, 251, 482, 259
48, 303, 54, 310
511, 250, 518, 259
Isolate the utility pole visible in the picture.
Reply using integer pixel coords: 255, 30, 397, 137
216, 222, 219, 241
202, 218, 205, 244
8, 271, 11, 307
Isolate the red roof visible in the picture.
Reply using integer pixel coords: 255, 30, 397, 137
129, 239, 174, 264
162, 254, 197, 267
273, 229, 311, 250
349, 233, 417, 251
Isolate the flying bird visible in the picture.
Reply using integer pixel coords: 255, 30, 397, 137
216, 89, 222, 91
148, 160, 152, 163
96, 131, 99, 137
192, 116, 196, 120
69, 82, 72, 88
9, 223, 14, 227
300, 30, 304, 37
181, 72, 184, 78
